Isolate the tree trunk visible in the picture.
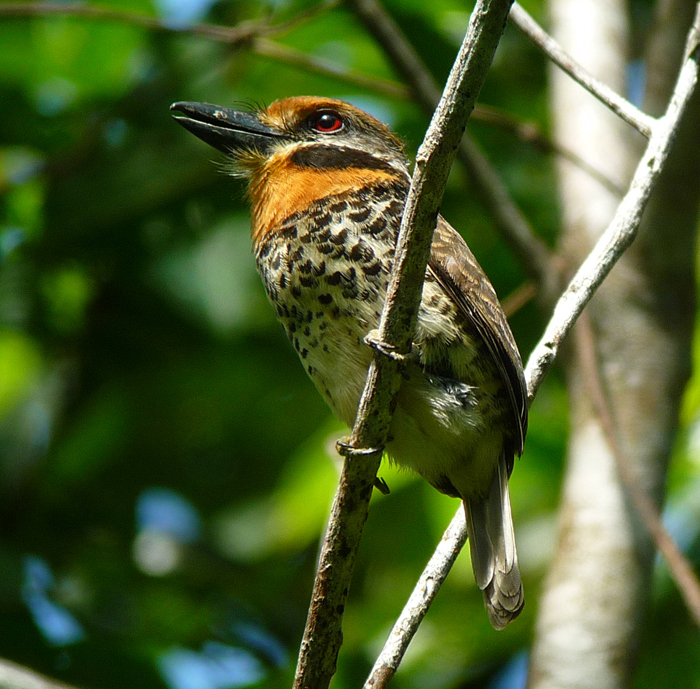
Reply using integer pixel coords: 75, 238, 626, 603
528, 0, 700, 687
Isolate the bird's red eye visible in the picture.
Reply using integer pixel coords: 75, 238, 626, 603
312, 111, 344, 133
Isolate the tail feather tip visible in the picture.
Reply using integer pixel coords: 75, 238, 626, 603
484, 576, 524, 631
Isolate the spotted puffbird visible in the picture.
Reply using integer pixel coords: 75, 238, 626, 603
171, 96, 528, 629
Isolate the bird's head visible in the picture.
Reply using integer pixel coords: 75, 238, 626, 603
171, 97, 409, 244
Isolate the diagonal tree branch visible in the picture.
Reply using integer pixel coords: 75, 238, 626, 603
530, 2, 700, 686
364, 510, 468, 689
509, 2, 656, 138
524, 17, 700, 400
501, 280, 538, 318
363, 10, 700, 683
293, 2, 516, 687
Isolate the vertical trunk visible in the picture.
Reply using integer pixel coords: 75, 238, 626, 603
528, 0, 700, 687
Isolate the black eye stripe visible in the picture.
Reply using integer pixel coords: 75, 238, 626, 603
290, 145, 394, 171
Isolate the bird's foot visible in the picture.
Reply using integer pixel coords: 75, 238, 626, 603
335, 437, 383, 457
373, 476, 391, 495
363, 330, 414, 363
335, 438, 390, 494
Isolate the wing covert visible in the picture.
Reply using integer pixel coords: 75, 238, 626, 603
427, 216, 528, 457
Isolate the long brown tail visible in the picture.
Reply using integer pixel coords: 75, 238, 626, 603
464, 454, 524, 630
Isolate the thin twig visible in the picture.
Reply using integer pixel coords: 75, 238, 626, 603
575, 313, 700, 627
292, 2, 515, 687
362, 13, 700, 683
0, 0, 336, 44
344, 0, 442, 109
524, 28, 699, 401
345, 0, 553, 286
364, 510, 468, 689
509, 3, 656, 138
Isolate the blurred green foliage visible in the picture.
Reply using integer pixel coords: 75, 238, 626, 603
0, 1, 698, 688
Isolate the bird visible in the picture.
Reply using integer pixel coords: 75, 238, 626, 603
171, 96, 528, 629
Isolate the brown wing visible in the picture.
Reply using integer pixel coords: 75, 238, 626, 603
428, 216, 528, 457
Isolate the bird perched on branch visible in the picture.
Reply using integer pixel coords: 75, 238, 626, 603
171, 96, 528, 629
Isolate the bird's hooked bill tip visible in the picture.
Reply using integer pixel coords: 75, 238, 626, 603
170, 101, 278, 132
170, 101, 227, 124
170, 100, 286, 154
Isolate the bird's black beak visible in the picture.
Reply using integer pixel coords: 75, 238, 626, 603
170, 101, 287, 155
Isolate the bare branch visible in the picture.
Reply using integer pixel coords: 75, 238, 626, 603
364, 510, 468, 689
575, 314, 700, 627
524, 29, 700, 401
509, 3, 655, 138
292, 2, 515, 687
346, 0, 553, 285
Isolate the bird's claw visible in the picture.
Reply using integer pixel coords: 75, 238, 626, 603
363, 330, 413, 363
373, 476, 391, 495
336, 437, 383, 457
335, 439, 390, 493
